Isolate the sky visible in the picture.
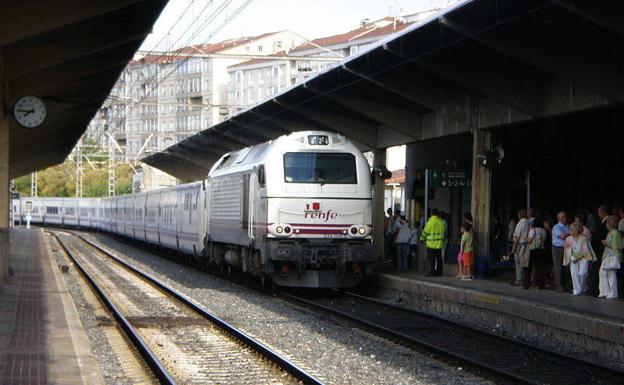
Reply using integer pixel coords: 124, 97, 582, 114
140, 0, 461, 52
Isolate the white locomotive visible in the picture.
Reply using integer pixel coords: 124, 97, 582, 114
18, 131, 376, 288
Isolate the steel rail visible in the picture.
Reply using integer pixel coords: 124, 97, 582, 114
51, 231, 178, 385
278, 291, 624, 385
64, 231, 324, 385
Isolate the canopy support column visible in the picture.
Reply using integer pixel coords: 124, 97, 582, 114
0, 53, 10, 290
373, 148, 387, 260
471, 128, 492, 257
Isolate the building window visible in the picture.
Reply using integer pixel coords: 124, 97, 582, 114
258, 45, 263, 52
349, 45, 359, 56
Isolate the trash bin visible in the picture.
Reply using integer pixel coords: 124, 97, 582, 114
475, 255, 490, 279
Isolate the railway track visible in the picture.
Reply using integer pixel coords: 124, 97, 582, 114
278, 291, 624, 385
50, 230, 323, 385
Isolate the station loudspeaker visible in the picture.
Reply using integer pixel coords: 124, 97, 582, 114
371, 166, 392, 183
477, 144, 505, 168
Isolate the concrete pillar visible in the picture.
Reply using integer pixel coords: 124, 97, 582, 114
0, 53, 9, 290
372, 148, 387, 259
470, 128, 492, 257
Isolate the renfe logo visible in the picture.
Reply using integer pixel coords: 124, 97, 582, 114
304, 202, 338, 222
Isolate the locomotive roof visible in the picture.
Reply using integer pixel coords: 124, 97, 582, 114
208, 131, 353, 176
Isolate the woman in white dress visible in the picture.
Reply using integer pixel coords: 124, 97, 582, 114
563, 223, 596, 295
599, 216, 622, 299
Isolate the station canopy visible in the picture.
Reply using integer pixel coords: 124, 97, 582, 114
142, 0, 624, 181
3, 0, 167, 178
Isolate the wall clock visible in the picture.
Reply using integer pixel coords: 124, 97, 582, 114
13, 96, 46, 128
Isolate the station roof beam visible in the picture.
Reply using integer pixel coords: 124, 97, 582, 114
142, 0, 624, 181
2, 0, 168, 178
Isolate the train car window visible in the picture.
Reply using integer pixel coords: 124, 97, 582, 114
46, 206, 59, 215
215, 155, 231, 170
258, 165, 266, 186
283, 153, 357, 184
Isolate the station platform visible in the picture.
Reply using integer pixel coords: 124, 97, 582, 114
372, 266, 624, 365
0, 228, 104, 385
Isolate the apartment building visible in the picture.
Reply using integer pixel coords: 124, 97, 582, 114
84, 31, 304, 161
226, 17, 414, 114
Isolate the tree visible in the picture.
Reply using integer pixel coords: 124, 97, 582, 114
13, 175, 31, 196
115, 163, 133, 195
13, 159, 137, 197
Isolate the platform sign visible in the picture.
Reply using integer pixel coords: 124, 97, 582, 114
429, 170, 471, 189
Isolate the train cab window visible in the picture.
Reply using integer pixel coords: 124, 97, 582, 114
283, 153, 357, 184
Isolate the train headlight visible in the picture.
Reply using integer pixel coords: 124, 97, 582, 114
349, 225, 370, 237
270, 224, 293, 236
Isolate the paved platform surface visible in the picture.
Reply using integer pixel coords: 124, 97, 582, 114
374, 267, 624, 349
0, 228, 104, 385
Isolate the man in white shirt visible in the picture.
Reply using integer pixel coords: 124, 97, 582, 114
394, 214, 410, 272
511, 209, 530, 285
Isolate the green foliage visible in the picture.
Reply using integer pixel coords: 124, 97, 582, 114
13, 175, 31, 196
115, 163, 133, 195
14, 160, 135, 198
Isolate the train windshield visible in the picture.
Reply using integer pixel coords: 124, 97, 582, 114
283, 152, 357, 184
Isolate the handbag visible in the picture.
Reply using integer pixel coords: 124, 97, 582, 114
601, 249, 621, 270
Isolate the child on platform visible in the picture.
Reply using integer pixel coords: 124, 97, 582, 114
460, 222, 474, 280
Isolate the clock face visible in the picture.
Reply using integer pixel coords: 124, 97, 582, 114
13, 96, 46, 128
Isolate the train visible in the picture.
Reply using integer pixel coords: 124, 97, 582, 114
14, 131, 377, 288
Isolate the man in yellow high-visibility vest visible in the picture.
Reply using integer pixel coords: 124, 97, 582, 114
420, 208, 447, 276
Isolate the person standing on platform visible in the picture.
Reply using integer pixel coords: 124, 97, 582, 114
574, 213, 592, 242
551, 211, 571, 292
440, 211, 449, 261
586, 208, 598, 235
459, 222, 474, 280
394, 214, 410, 273
618, 207, 624, 236
420, 209, 446, 277
527, 208, 535, 226
564, 223, 596, 295
598, 216, 622, 299
408, 223, 419, 269
589, 205, 609, 294
384, 208, 395, 262
524, 218, 547, 289
507, 212, 518, 253
511, 209, 530, 286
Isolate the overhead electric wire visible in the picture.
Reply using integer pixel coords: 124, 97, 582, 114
137, 0, 255, 103
125, 0, 218, 92
141, 0, 236, 86
141, 0, 198, 58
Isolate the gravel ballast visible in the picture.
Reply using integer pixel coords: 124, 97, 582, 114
83, 232, 493, 385
47, 234, 157, 385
